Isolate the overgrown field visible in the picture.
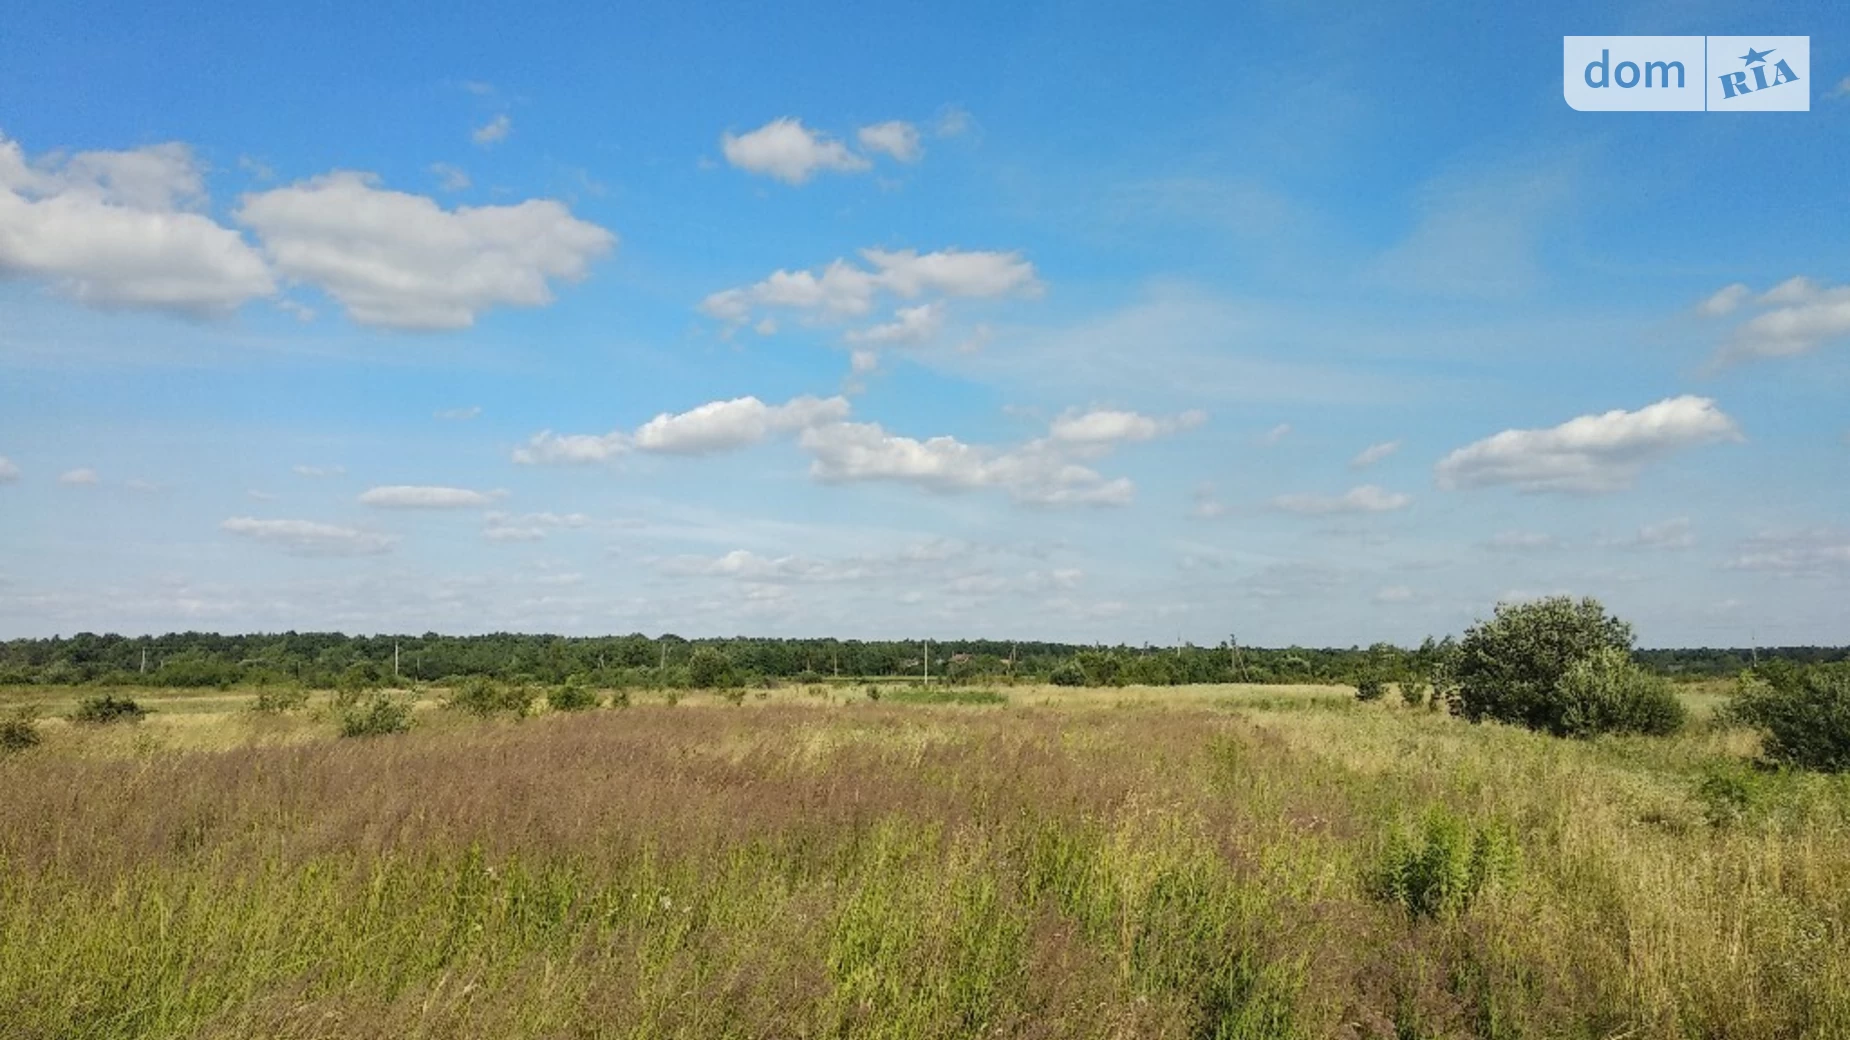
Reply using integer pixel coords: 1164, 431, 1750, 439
2, 683, 1847, 1039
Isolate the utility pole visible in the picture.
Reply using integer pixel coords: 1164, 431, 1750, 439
923, 639, 930, 685
660, 641, 667, 671
1229, 634, 1249, 683
1751, 629, 1759, 668
393, 641, 400, 679
139, 648, 147, 675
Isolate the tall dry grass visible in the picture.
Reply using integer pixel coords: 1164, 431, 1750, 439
0, 689, 1845, 1038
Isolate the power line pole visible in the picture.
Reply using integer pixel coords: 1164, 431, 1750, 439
394, 641, 400, 679
923, 639, 930, 685
1229, 634, 1249, 683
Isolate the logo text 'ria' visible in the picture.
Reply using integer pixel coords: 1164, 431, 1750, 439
1720, 46, 1799, 99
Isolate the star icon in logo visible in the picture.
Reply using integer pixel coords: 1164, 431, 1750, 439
1740, 46, 1775, 66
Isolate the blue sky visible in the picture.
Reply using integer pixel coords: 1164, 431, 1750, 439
1, 0, 1846, 646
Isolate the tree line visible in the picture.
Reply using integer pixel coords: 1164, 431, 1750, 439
0, 630, 1839, 690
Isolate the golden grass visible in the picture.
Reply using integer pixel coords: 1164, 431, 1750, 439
1, 683, 1845, 1038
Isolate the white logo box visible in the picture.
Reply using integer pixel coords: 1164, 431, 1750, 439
1564, 36, 1809, 112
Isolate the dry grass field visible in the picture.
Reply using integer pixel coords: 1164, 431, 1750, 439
2, 681, 1846, 1039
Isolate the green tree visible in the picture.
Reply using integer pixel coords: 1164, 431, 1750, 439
1453, 597, 1651, 736
687, 647, 733, 689
1728, 665, 1850, 772
1554, 647, 1685, 736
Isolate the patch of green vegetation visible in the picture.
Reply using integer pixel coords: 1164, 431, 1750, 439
444, 677, 533, 718
1368, 807, 1518, 920
338, 695, 412, 737
71, 694, 148, 725
546, 682, 599, 712
880, 686, 1007, 706
251, 687, 310, 713
0, 706, 39, 753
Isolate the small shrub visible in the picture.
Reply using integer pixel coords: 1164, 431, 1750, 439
865, 683, 882, 702
444, 676, 532, 718
719, 686, 747, 706
1049, 662, 1086, 687
795, 669, 824, 685
1399, 681, 1428, 708
338, 695, 412, 738
882, 687, 1007, 706
72, 694, 147, 725
252, 687, 310, 713
610, 688, 631, 709
1727, 666, 1850, 772
1694, 762, 1764, 827
0, 707, 40, 753
1369, 808, 1517, 919
547, 683, 599, 712
1354, 676, 1386, 702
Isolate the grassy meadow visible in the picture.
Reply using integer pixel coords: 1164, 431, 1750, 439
2, 680, 1847, 1039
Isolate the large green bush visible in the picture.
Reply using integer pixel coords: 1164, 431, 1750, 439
1727, 665, 1850, 772
1554, 647, 1686, 737
338, 695, 413, 738
444, 676, 532, 718
1452, 597, 1677, 736
687, 647, 733, 689
546, 682, 599, 712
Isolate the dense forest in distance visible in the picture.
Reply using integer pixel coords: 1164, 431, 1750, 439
1, 631, 1843, 689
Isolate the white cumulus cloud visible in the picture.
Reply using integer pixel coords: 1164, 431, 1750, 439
221, 516, 397, 556
857, 121, 922, 162
1048, 407, 1205, 445
1349, 440, 1402, 469
720, 118, 869, 184
1707, 277, 1850, 362
511, 430, 629, 466
1696, 283, 1750, 317
633, 395, 851, 454
358, 485, 506, 508
701, 247, 1040, 331
514, 394, 850, 464
0, 456, 17, 483
471, 114, 511, 147
799, 421, 1134, 507
844, 302, 943, 346
1435, 396, 1740, 494
57, 467, 99, 485
0, 133, 275, 314
236, 172, 615, 329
